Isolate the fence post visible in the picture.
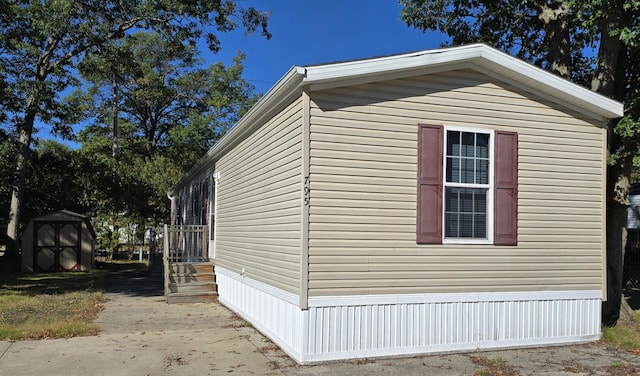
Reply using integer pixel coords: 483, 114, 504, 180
163, 224, 169, 298
203, 226, 208, 261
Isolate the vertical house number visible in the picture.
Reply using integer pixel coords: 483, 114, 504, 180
304, 176, 310, 206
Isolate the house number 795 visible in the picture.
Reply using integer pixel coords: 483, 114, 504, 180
304, 176, 310, 206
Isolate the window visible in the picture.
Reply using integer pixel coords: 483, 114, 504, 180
444, 130, 491, 240
417, 124, 517, 245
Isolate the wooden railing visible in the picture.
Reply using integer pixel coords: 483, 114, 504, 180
163, 224, 209, 263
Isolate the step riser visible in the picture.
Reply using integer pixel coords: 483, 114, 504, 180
166, 295, 218, 304
169, 287, 217, 294
169, 274, 216, 283
167, 264, 213, 274
169, 283, 217, 293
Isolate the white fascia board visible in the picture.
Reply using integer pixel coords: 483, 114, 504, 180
302, 44, 623, 121
477, 46, 623, 119
169, 67, 305, 195
302, 44, 483, 83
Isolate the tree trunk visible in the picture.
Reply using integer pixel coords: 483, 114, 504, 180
538, 1, 571, 78
592, 0, 629, 326
603, 161, 632, 326
4, 52, 50, 263
592, 1, 624, 100
5, 106, 37, 261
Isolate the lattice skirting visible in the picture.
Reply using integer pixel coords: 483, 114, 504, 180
216, 266, 602, 364
624, 266, 640, 288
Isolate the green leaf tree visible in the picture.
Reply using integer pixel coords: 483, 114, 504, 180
400, 0, 640, 325
0, 0, 270, 259
24, 140, 90, 218
76, 32, 258, 242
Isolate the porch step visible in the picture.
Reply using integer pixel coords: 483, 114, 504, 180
169, 273, 215, 283
165, 261, 217, 304
167, 262, 213, 274
168, 281, 216, 293
166, 290, 218, 304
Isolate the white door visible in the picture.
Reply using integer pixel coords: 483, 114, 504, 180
208, 172, 219, 259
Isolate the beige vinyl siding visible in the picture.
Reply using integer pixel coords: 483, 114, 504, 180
308, 69, 605, 296
216, 98, 303, 295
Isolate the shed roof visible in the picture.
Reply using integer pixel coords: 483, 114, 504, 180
29, 210, 96, 239
171, 44, 624, 194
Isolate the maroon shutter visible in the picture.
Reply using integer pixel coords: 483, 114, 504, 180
417, 124, 443, 244
494, 131, 518, 245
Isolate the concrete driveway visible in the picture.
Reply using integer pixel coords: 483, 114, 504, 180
0, 270, 284, 376
1, 269, 639, 375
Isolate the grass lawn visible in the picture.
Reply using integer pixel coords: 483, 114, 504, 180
0, 260, 146, 341
601, 311, 640, 352
601, 289, 640, 352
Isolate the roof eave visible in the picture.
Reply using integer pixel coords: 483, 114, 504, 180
302, 44, 623, 121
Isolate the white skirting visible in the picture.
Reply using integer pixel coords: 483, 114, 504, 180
216, 267, 601, 364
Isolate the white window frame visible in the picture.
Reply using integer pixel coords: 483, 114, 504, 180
180, 192, 186, 225
442, 126, 494, 245
208, 171, 219, 259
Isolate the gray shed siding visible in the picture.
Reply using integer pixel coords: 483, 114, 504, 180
307, 69, 606, 297
215, 97, 304, 295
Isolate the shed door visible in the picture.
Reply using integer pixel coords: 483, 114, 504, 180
33, 221, 82, 272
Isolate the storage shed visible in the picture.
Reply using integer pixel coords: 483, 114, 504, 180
170, 44, 623, 363
21, 210, 96, 273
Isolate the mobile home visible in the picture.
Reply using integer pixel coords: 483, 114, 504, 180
170, 44, 623, 363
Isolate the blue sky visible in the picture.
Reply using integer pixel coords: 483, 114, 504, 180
41, 1, 448, 145
209, 0, 448, 94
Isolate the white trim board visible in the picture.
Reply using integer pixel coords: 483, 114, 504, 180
215, 266, 602, 364
307, 290, 602, 307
